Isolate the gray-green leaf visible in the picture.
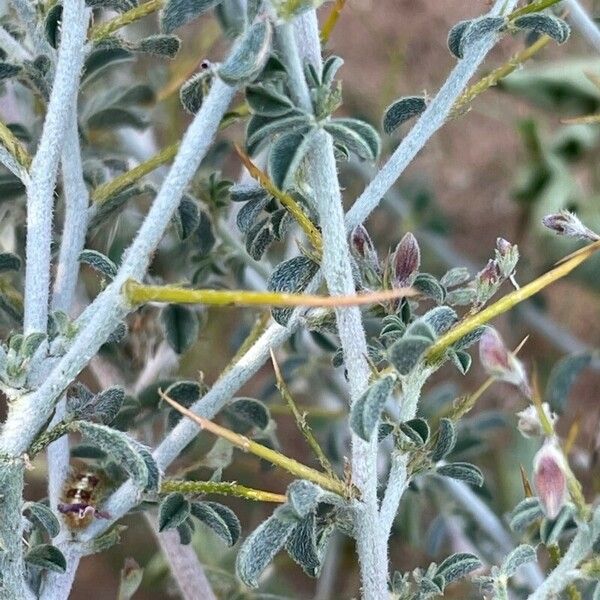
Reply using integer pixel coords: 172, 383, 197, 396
513, 14, 570, 44
158, 493, 191, 531
323, 118, 380, 161
25, 544, 67, 573
383, 96, 426, 135
350, 375, 395, 441
161, 0, 223, 33
388, 335, 432, 375
218, 20, 272, 85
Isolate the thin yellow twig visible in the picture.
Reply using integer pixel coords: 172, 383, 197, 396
271, 350, 337, 477
320, 0, 346, 43
425, 240, 600, 363
234, 145, 323, 255
160, 479, 287, 503
159, 390, 349, 496
124, 279, 415, 308
90, 0, 165, 41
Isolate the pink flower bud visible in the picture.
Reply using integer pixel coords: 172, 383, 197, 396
392, 232, 420, 288
533, 439, 568, 519
495, 238, 519, 278
478, 328, 530, 395
477, 259, 500, 285
351, 225, 376, 260
542, 210, 599, 242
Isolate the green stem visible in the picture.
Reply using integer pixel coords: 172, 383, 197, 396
90, 0, 165, 41
426, 240, 600, 363
0, 120, 32, 170
271, 350, 336, 477
91, 142, 180, 205
508, 0, 562, 19
160, 480, 287, 503
450, 34, 551, 118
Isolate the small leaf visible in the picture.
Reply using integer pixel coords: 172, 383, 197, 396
322, 55, 344, 86
76, 421, 152, 490
25, 544, 67, 573
513, 14, 570, 44
86, 0, 137, 10
437, 462, 484, 487
287, 480, 339, 519
190, 501, 241, 546
161, 0, 223, 33
225, 397, 270, 432
453, 325, 486, 351
246, 113, 311, 153
457, 16, 506, 59
441, 267, 471, 288
435, 552, 481, 583
0, 62, 22, 81
177, 521, 193, 544
545, 352, 593, 414
430, 418, 456, 461
245, 220, 274, 260
82, 46, 133, 85
285, 512, 327, 577
402, 418, 430, 444
350, 375, 395, 441
422, 306, 457, 336
230, 183, 268, 203
246, 84, 294, 117
501, 544, 537, 577
413, 273, 445, 304
451, 350, 472, 375
509, 497, 544, 532
21, 332, 46, 358
268, 129, 315, 190
267, 256, 319, 326
23, 502, 60, 538
235, 505, 299, 588
404, 320, 435, 341
134, 34, 180, 58
164, 380, 202, 428
174, 195, 200, 241
159, 493, 191, 531
160, 305, 199, 354
383, 96, 426, 135
180, 70, 212, 114
218, 20, 272, 85
388, 335, 432, 375
447, 19, 472, 58
94, 387, 125, 425
79, 249, 118, 279
236, 196, 269, 233
45, 3, 63, 49
323, 118, 380, 161
86, 107, 148, 131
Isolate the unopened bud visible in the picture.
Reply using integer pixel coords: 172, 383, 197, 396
351, 225, 378, 263
495, 238, 519, 278
478, 259, 500, 286
516, 403, 557, 438
533, 438, 568, 519
392, 232, 420, 288
542, 210, 600, 242
479, 328, 530, 395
